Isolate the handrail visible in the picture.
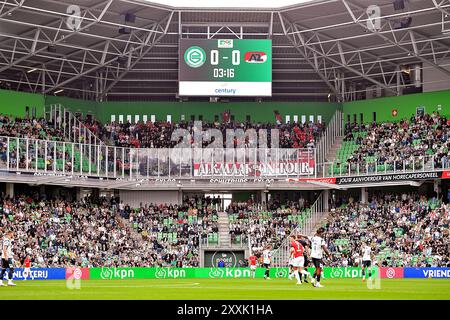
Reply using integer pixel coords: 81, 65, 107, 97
271, 192, 325, 267
1, 135, 449, 180
315, 110, 344, 165
45, 104, 105, 147
316, 155, 437, 178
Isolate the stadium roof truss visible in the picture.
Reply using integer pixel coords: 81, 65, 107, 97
0, 0, 449, 102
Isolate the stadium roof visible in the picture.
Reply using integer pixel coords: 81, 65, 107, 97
0, 0, 449, 102
145, 0, 317, 9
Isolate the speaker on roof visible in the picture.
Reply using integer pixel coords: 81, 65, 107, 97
119, 27, 131, 34
125, 13, 136, 23
401, 16, 412, 28
117, 56, 127, 65
393, 0, 405, 11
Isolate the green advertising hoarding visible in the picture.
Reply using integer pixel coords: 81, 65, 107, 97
90, 267, 378, 280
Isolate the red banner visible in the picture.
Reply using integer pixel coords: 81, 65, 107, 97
379, 267, 404, 279
287, 177, 336, 184
441, 170, 450, 179
66, 267, 90, 280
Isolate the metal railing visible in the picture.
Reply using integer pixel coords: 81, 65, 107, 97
317, 155, 438, 178
45, 104, 104, 147
272, 192, 325, 268
1, 136, 449, 181
315, 110, 344, 166
0, 136, 317, 179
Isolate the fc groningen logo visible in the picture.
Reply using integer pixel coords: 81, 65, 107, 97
184, 46, 206, 68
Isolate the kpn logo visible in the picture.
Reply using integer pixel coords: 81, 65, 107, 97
100, 267, 134, 280
155, 268, 186, 279
209, 268, 225, 279
184, 46, 206, 68
244, 52, 267, 63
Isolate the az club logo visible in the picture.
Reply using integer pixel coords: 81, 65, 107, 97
244, 52, 267, 63
184, 46, 206, 68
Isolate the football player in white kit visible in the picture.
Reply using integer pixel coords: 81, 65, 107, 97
361, 242, 374, 282
0, 230, 16, 286
262, 245, 272, 280
309, 228, 332, 288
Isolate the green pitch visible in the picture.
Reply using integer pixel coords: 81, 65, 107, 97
0, 278, 449, 300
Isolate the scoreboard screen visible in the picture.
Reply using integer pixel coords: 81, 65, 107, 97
179, 39, 272, 97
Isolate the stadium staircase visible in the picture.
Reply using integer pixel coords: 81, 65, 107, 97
217, 211, 231, 247
315, 110, 344, 166
271, 191, 329, 267
324, 136, 344, 163
43, 104, 104, 174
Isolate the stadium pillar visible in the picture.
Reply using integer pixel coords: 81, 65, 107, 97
260, 190, 267, 207
433, 180, 441, 198
361, 187, 368, 204
178, 190, 183, 205
76, 188, 81, 201
323, 189, 329, 212
5, 183, 14, 198
39, 185, 45, 197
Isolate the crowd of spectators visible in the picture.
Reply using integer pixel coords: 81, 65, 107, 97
0, 114, 69, 171
0, 113, 325, 150
0, 193, 218, 268
0, 188, 448, 268
125, 195, 219, 267
323, 192, 449, 267
100, 119, 325, 149
343, 112, 450, 170
0, 114, 63, 141
227, 197, 310, 254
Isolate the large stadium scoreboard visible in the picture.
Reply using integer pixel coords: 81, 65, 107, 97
179, 39, 272, 97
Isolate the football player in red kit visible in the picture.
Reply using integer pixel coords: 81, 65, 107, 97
289, 235, 305, 285
23, 256, 31, 280
248, 254, 258, 279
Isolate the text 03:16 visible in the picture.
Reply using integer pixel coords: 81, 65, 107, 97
213, 68, 234, 78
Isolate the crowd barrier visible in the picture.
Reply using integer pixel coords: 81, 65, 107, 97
10, 267, 450, 280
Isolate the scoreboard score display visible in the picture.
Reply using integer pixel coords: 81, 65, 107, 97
179, 39, 272, 97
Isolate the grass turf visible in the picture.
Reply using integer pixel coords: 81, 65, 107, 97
0, 278, 449, 300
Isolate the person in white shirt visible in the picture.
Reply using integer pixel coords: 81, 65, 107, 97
302, 228, 332, 288
361, 242, 374, 282
1, 230, 16, 286
262, 245, 272, 280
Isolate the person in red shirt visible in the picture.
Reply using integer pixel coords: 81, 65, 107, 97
248, 254, 258, 279
289, 235, 305, 285
22, 256, 31, 281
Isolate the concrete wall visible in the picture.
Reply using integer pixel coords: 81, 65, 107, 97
118, 190, 180, 207
343, 89, 450, 124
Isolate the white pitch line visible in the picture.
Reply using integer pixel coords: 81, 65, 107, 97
17, 282, 201, 289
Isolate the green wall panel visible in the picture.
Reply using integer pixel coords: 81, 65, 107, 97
343, 89, 450, 124
0, 89, 45, 117
98, 101, 341, 124
5, 89, 449, 126
45, 95, 99, 115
